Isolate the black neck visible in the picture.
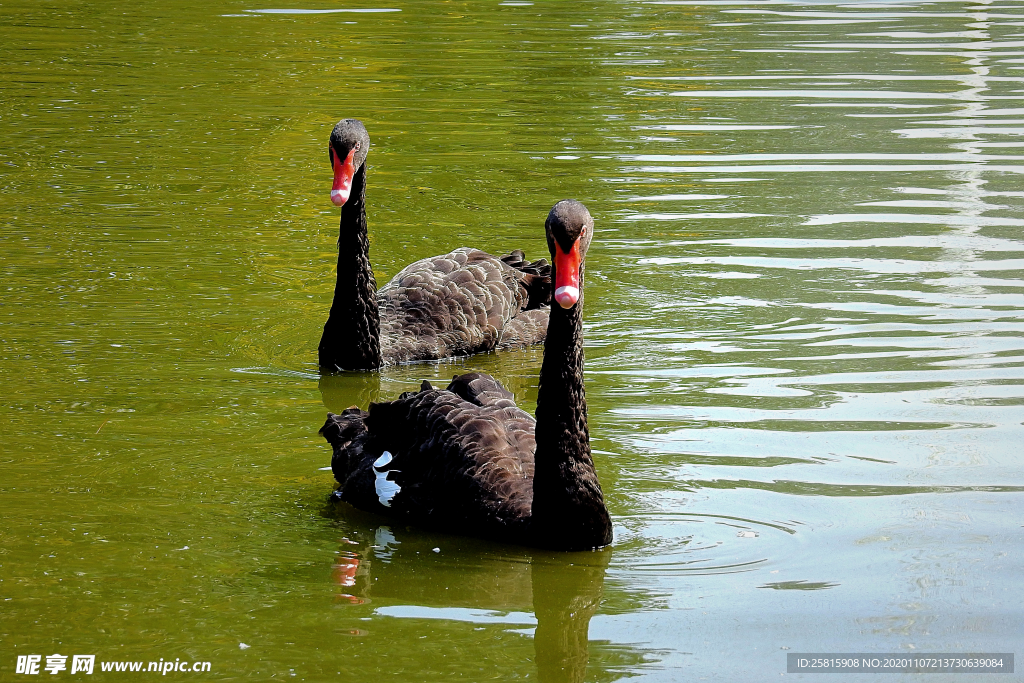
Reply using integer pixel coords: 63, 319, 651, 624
318, 164, 381, 371
531, 271, 612, 549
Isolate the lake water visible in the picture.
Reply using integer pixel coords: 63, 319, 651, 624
3, 0, 1024, 680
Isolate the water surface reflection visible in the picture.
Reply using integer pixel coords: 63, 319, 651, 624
4, 0, 1024, 680
322, 516, 653, 682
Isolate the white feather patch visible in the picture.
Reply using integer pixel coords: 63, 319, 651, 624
373, 451, 401, 507
375, 472, 401, 507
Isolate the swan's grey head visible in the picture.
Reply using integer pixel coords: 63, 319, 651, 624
545, 199, 594, 309
329, 119, 370, 207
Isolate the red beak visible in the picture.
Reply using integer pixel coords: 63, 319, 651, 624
331, 148, 358, 206
553, 239, 582, 309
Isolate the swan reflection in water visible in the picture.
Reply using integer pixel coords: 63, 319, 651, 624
327, 522, 624, 683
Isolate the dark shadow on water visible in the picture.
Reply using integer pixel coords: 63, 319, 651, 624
318, 371, 383, 413
532, 552, 609, 682
321, 504, 656, 682
760, 579, 838, 591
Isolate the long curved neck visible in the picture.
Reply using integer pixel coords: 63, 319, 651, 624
531, 273, 612, 549
318, 164, 381, 371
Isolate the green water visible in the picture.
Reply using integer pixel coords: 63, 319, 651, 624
3, 0, 1024, 680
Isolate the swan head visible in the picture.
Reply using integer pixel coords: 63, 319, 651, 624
545, 200, 593, 309
329, 119, 370, 207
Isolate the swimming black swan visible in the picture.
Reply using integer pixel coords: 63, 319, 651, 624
320, 200, 612, 551
319, 119, 552, 371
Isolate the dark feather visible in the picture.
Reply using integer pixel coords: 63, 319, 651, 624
323, 373, 536, 540
378, 248, 551, 365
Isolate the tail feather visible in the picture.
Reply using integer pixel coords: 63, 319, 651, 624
445, 372, 515, 408
500, 250, 552, 310
321, 408, 370, 486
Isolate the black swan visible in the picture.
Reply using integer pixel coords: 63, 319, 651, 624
320, 200, 612, 551
319, 118, 552, 371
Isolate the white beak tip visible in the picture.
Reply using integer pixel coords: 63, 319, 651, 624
554, 286, 579, 308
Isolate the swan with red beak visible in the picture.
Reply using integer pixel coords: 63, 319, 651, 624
329, 119, 369, 207
547, 200, 593, 309
319, 118, 557, 371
